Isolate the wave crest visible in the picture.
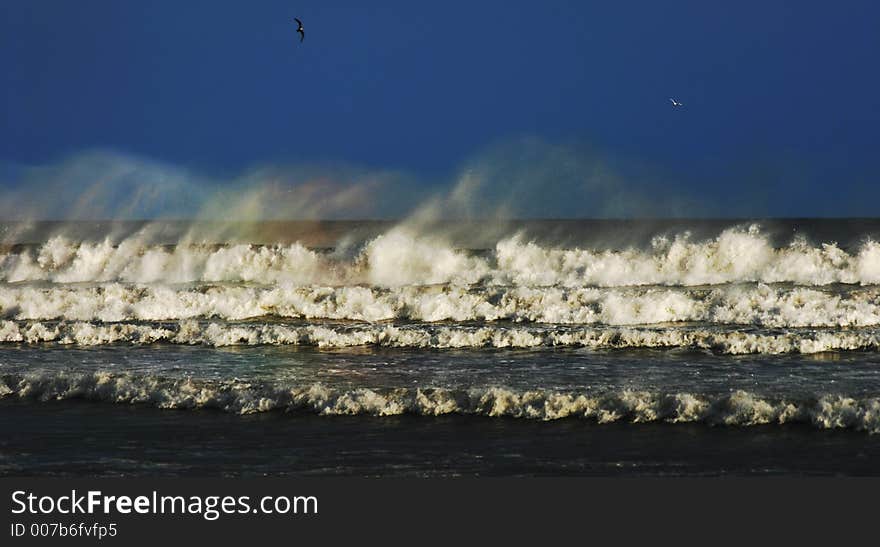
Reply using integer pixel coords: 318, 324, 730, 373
3, 283, 880, 328
3, 319, 880, 354
2, 372, 877, 432
3, 226, 880, 287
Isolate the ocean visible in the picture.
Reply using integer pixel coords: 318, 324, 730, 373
2, 218, 880, 476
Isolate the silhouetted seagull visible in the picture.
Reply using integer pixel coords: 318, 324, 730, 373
294, 18, 304, 42
670, 98, 683, 107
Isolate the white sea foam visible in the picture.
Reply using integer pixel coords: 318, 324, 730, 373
3, 226, 880, 355
2, 237, 334, 285
2, 226, 880, 287
3, 283, 880, 328
2, 372, 877, 432
2, 319, 880, 354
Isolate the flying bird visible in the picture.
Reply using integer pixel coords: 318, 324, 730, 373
294, 17, 304, 42
669, 98, 683, 107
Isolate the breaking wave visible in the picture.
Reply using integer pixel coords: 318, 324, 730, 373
3, 224, 880, 356
3, 283, 880, 328
2, 319, 880, 354
1, 372, 877, 432
2, 225, 880, 287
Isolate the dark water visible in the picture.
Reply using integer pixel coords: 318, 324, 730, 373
4, 399, 879, 477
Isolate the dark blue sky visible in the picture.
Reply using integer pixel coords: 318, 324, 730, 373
2, 1, 879, 216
